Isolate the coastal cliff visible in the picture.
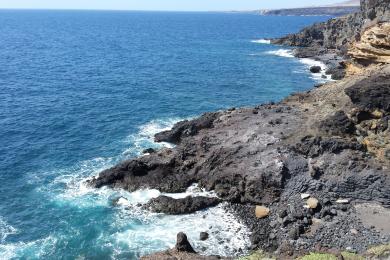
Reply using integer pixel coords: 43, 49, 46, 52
260, 6, 360, 17
89, 0, 390, 258
272, 0, 390, 56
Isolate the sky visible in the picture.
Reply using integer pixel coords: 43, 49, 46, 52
0, 0, 350, 11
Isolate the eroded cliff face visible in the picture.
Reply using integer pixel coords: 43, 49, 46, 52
349, 22, 390, 63
272, 0, 390, 59
361, 0, 390, 21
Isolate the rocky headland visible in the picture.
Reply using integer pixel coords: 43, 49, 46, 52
88, 0, 390, 259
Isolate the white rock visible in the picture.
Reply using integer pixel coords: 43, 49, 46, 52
350, 228, 358, 235
307, 198, 319, 209
301, 193, 310, 199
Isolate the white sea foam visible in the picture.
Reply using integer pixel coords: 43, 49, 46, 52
266, 49, 332, 82
251, 39, 271, 44
51, 117, 183, 207
266, 49, 295, 58
123, 118, 182, 156
112, 203, 250, 258
0, 217, 18, 243
41, 117, 250, 258
53, 181, 250, 257
299, 58, 332, 82
0, 235, 57, 259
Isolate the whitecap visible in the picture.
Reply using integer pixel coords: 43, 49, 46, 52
266, 49, 294, 58
251, 39, 271, 44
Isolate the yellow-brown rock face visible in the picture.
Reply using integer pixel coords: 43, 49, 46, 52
349, 22, 390, 64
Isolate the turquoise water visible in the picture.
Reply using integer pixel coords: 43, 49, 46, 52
0, 10, 330, 259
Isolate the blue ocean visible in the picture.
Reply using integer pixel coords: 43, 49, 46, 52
0, 10, 330, 259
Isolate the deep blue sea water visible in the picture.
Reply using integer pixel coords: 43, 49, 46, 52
0, 10, 330, 259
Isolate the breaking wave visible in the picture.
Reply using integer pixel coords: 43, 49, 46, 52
251, 39, 271, 44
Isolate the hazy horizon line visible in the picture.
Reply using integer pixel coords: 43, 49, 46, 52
0, 7, 264, 13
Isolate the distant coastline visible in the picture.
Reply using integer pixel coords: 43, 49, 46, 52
259, 6, 360, 17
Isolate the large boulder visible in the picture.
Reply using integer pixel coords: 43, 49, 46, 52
176, 232, 196, 253
310, 66, 322, 73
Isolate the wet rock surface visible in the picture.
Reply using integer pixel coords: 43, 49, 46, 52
143, 196, 221, 214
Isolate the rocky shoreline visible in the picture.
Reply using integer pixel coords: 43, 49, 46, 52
88, 0, 390, 259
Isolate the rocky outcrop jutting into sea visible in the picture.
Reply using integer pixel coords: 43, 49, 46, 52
89, 0, 390, 258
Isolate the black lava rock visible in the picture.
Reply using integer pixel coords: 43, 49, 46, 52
176, 232, 196, 253
310, 66, 322, 73
200, 232, 209, 241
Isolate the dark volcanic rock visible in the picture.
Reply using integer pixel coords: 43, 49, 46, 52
176, 232, 196, 253
292, 136, 364, 157
143, 148, 156, 154
200, 232, 209, 241
319, 110, 356, 136
326, 67, 346, 80
141, 233, 229, 260
310, 66, 322, 73
345, 73, 390, 112
155, 112, 219, 144
143, 196, 221, 214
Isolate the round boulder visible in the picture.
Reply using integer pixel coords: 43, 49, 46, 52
255, 206, 270, 218
307, 198, 319, 209
199, 232, 209, 241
